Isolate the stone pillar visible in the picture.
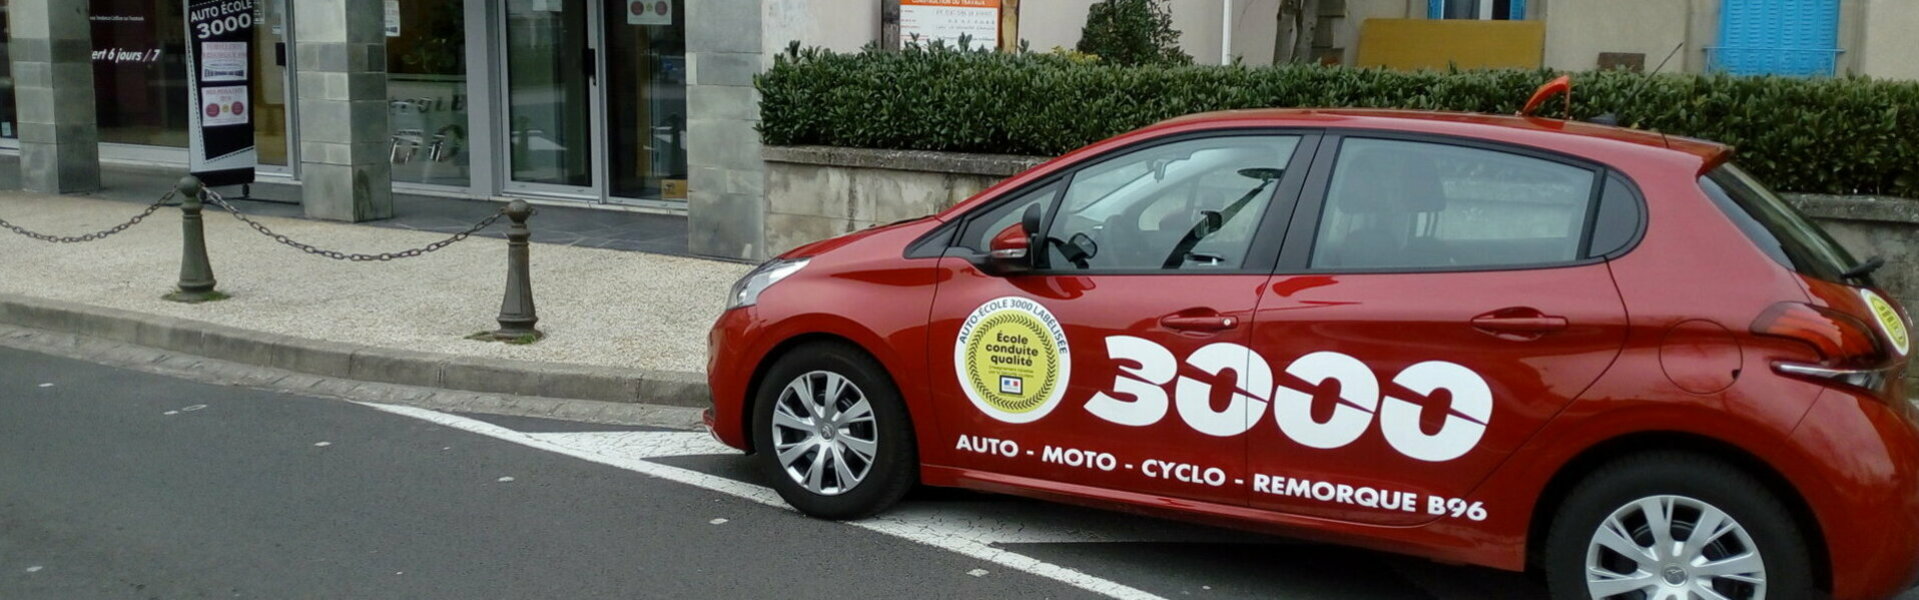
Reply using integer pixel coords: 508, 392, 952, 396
10, 0, 100, 194
294, 0, 392, 222
686, 0, 767, 260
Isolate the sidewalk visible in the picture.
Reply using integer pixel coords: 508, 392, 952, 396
0, 156, 696, 255
0, 189, 751, 406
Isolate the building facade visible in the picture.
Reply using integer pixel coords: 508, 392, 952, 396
2, 0, 692, 210
5, 0, 1915, 261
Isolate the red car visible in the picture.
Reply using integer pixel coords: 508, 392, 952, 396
706, 108, 1919, 600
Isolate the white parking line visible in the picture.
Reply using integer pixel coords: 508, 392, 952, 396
360, 402, 1175, 600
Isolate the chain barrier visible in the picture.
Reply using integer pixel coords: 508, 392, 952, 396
200, 188, 508, 262
0, 190, 177, 243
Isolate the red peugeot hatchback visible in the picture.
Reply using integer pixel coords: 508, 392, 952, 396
706, 108, 1919, 599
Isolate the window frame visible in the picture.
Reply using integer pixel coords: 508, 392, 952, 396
1429, 0, 1527, 20
1279, 131, 1634, 275
929, 128, 1324, 276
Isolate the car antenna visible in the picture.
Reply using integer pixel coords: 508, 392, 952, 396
1589, 42, 1684, 127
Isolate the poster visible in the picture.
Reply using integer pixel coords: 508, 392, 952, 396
900, 0, 1000, 49
200, 85, 248, 127
627, 0, 673, 25
384, 0, 400, 37
184, 0, 257, 186
199, 41, 247, 81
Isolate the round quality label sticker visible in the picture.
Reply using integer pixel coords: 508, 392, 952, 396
1862, 289, 1909, 356
954, 297, 1070, 423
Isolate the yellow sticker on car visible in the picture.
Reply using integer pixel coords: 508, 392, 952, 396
954, 297, 1071, 424
1862, 289, 1909, 356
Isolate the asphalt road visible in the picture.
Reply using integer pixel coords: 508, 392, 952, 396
0, 345, 1555, 599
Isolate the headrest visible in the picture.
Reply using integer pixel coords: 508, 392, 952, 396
1327, 143, 1446, 214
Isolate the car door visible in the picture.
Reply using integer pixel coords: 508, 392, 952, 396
924, 131, 1318, 506
1243, 135, 1631, 525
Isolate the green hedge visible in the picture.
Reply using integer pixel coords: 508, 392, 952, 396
757, 45, 1919, 197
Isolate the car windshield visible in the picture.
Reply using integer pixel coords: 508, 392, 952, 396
1699, 164, 1860, 283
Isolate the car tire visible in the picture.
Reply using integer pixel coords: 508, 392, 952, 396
751, 341, 917, 520
1544, 452, 1815, 600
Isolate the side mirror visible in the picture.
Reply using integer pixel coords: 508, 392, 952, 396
986, 223, 1033, 275
982, 204, 1046, 276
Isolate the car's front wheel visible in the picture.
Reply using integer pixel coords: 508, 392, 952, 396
751, 341, 916, 520
1544, 452, 1815, 600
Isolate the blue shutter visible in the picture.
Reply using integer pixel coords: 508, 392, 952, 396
1428, 0, 1443, 20
1713, 0, 1840, 76
1510, 0, 1525, 20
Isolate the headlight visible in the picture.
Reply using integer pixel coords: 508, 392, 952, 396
726, 258, 809, 310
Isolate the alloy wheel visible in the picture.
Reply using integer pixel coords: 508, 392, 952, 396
1585, 494, 1767, 600
770, 370, 879, 496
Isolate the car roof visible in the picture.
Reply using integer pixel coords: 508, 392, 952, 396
1150, 108, 1731, 168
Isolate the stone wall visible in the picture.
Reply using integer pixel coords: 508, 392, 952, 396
686, 0, 767, 260
761, 146, 1045, 255
1787, 194, 1919, 308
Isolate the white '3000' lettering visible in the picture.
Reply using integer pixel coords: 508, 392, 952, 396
1082, 336, 1491, 462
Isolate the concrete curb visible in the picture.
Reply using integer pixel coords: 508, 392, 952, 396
0, 292, 710, 407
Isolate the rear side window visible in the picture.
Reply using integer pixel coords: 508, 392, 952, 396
1586, 174, 1644, 258
1309, 138, 1598, 271
1698, 164, 1857, 282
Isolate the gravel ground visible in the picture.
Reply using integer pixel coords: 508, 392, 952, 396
0, 192, 751, 374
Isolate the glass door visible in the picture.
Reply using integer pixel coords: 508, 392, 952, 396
254, 0, 293, 171
603, 0, 687, 205
501, 0, 599, 197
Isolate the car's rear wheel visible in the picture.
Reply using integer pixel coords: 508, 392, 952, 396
1544, 452, 1814, 600
751, 341, 916, 520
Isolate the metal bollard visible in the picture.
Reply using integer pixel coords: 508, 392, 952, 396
492, 200, 541, 341
165, 176, 220, 303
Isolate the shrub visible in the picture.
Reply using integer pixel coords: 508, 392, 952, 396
1075, 0, 1192, 67
757, 45, 1919, 197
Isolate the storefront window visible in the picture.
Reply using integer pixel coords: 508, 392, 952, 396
91, 0, 190, 148
387, 0, 469, 187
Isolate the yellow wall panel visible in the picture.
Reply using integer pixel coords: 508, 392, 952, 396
1356, 19, 1546, 71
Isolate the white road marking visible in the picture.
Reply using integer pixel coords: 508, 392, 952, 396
360, 403, 1188, 600
180, 404, 206, 412
497, 476, 515, 483
36, 383, 52, 388
24, 566, 42, 573
969, 568, 990, 577
314, 441, 332, 447
709, 518, 729, 525
163, 411, 179, 416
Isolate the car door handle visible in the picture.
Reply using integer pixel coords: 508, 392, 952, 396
1471, 308, 1569, 335
1160, 314, 1240, 332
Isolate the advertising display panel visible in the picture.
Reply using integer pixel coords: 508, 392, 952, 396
184, 0, 257, 186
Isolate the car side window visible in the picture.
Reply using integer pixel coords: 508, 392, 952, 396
1309, 138, 1597, 271
956, 181, 1060, 252
1043, 135, 1302, 271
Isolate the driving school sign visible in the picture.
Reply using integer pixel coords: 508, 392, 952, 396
184, 0, 257, 187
